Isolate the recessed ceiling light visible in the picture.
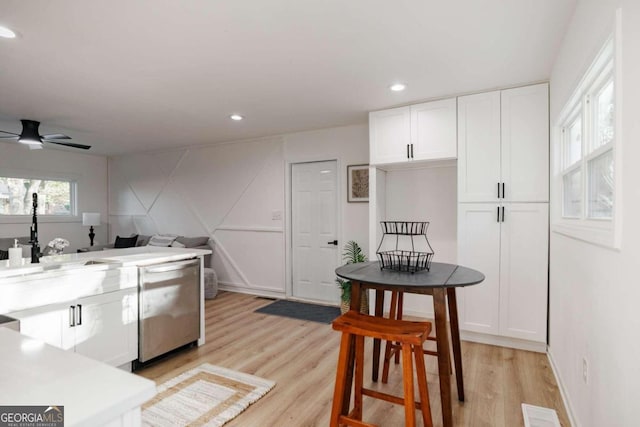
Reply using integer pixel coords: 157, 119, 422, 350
390, 83, 406, 92
230, 114, 244, 121
0, 25, 16, 39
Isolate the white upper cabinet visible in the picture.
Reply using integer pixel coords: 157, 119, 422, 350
457, 91, 502, 202
369, 106, 411, 165
369, 98, 457, 166
411, 98, 457, 161
458, 83, 549, 203
501, 83, 550, 202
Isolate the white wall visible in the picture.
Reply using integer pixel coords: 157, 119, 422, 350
548, 1, 640, 426
383, 164, 457, 317
109, 124, 369, 298
0, 143, 108, 252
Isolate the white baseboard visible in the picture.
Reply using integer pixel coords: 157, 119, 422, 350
460, 330, 547, 353
218, 281, 285, 299
547, 347, 579, 427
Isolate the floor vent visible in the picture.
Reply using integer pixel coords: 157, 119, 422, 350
522, 404, 561, 427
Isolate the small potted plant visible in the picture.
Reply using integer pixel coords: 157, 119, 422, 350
336, 240, 369, 314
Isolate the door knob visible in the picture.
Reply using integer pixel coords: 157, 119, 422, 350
328, 240, 338, 246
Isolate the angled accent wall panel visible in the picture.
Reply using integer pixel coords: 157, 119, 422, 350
148, 181, 208, 237
172, 139, 279, 231
214, 230, 284, 292
222, 142, 285, 228
108, 161, 147, 215
108, 138, 286, 295
117, 150, 185, 211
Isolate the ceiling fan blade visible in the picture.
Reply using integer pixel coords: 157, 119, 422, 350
42, 133, 72, 140
0, 136, 19, 139
0, 130, 20, 136
47, 141, 91, 150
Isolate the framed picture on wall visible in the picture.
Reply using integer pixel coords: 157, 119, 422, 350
347, 164, 369, 203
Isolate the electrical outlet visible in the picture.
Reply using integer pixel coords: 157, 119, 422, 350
582, 357, 589, 384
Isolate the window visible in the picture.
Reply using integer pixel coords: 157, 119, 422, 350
0, 176, 76, 216
560, 68, 614, 220
553, 30, 621, 248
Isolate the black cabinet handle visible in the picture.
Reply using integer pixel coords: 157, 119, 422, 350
501, 206, 505, 223
410, 144, 414, 158
497, 207, 500, 223
497, 183, 500, 198
69, 305, 76, 327
327, 240, 338, 246
501, 183, 505, 199
76, 304, 82, 326
406, 144, 410, 159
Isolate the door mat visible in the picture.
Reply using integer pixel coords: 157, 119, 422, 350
142, 363, 275, 427
255, 299, 341, 324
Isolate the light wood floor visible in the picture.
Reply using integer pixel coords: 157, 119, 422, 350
136, 291, 570, 426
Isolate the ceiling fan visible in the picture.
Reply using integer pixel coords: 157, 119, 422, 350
0, 119, 91, 150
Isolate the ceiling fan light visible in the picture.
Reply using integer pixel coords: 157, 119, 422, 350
0, 26, 16, 39
18, 138, 42, 145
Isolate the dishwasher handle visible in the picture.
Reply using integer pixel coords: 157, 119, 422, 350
143, 259, 199, 274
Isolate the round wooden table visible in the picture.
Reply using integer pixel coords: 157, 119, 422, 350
336, 261, 485, 427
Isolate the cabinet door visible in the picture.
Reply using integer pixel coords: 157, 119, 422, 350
369, 106, 411, 165
499, 203, 548, 342
9, 304, 68, 349
501, 84, 549, 202
457, 91, 501, 202
457, 203, 501, 334
73, 289, 138, 367
411, 98, 457, 161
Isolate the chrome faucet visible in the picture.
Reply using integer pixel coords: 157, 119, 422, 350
29, 193, 41, 264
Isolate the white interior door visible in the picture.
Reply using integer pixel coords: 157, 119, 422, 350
292, 161, 340, 303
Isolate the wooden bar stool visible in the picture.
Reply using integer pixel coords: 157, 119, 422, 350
330, 310, 433, 427
381, 291, 442, 384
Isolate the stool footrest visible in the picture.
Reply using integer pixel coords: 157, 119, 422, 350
362, 388, 426, 410
338, 415, 378, 427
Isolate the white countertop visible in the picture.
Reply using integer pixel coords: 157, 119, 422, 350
0, 246, 212, 279
0, 328, 156, 427
0, 246, 212, 314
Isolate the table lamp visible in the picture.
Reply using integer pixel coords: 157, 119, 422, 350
82, 212, 101, 246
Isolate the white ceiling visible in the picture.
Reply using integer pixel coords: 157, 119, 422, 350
0, 0, 576, 156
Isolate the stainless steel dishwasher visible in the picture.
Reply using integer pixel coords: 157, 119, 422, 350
138, 258, 200, 363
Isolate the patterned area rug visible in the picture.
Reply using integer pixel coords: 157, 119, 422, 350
255, 299, 341, 324
142, 363, 275, 427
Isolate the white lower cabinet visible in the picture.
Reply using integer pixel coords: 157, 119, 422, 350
457, 202, 549, 345
11, 288, 138, 367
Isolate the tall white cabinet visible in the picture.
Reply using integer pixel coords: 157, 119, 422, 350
368, 83, 549, 351
456, 83, 549, 350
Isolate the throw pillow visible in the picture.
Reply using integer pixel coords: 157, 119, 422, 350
114, 235, 139, 249
147, 234, 178, 247
136, 235, 151, 246
170, 240, 186, 248
174, 236, 209, 248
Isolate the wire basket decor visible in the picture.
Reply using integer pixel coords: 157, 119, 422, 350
376, 221, 434, 273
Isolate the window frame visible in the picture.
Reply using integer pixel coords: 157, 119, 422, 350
552, 18, 622, 249
0, 171, 79, 223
